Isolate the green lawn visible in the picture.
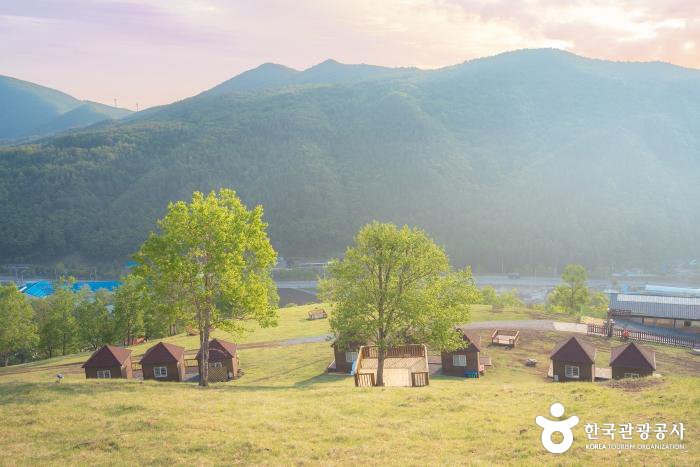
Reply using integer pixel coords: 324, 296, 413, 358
1, 309, 699, 466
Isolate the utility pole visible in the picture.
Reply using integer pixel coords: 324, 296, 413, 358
114, 98, 118, 108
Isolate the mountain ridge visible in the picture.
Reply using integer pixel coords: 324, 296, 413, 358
0, 75, 132, 141
1, 48, 699, 272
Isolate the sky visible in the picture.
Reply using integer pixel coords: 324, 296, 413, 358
1, 0, 699, 109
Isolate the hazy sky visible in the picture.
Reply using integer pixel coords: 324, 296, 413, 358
2, 0, 699, 109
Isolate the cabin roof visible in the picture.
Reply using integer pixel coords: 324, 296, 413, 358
550, 336, 596, 364
82, 345, 132, 368
139, 342, 185, 364
610, 342, 656, 370
460, 331, 481, 352
196, 338, 237, 360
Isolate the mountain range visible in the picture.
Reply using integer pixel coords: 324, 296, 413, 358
1, 49, 699, 272
0, 76, 131, 141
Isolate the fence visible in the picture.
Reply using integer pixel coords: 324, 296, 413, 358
411, 371, 429, 387
207, 366, 229, 383
360, 344, 425, 359
355, 372, 375, 387
587, 324, 700, 349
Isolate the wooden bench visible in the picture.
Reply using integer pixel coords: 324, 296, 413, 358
307, 309, 328, 320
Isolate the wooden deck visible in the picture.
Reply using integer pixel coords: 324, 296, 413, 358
354, 345, 430, 387
357, 368, 411, 386
360, 357, 426, 371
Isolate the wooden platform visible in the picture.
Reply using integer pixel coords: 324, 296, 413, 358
359, 356, 426, 372
354, 344, 430, 387
357, 368, 411, 387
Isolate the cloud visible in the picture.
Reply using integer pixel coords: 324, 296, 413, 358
0, 0, 698, 108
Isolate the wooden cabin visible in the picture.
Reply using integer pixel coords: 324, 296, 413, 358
609, 342, 656, 379
550, 336, 596, 382
140, 342, 186, 382
196, 338, 239, 382
441, 331, 483, 377
82, 345, 133, 379
329, 339, 362, 373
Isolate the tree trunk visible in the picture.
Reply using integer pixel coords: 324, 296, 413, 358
199, 311, 211, 387
3, 354, 9, 367
376, 347, 385, 387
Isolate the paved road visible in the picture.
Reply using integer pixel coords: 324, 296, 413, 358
462, 319, 588, 334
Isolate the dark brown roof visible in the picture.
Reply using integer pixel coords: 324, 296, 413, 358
139, 342, 185, 364
196, 338, 237, 360
460, 331, 481, 352
82, 345, 132, 368
550, 336, 596, 364
610, 342, 656, 370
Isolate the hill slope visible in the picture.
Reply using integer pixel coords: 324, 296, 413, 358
0, 49, 699, 271
0, 76, 131, 140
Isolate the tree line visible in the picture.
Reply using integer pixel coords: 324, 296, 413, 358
0, 188, 607, 389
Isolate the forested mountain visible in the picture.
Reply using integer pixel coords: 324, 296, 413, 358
0, 76, 131, 141
1, 49, 699, 272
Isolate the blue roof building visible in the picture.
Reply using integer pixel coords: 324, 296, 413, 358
21, 280, 121, 298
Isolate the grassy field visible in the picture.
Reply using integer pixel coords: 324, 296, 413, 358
1, 304, 698, 465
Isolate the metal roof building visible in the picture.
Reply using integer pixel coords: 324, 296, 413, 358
20, 280, 121, 298
609, 292, 700, 320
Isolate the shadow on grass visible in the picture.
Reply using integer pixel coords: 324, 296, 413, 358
0, 381, 140, 406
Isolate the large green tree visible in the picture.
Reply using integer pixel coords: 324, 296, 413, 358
74, 289, 114, 350
320, 222, 478, 387
548, 264, 591, 314
113, 275, 147, 345
133, 189, 278, 386
0, 284, 38, 366
33, 278, 80, 357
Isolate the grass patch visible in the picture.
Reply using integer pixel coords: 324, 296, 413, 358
1, 324, 699, 465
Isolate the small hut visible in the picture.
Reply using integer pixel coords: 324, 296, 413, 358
441, 331, 483, 377
329, 339, 363, 373
140, 342, 186, 382
82, 345, 133, 379
550, 336, 596, 382
196, 338, 239, 382
610, 342, 656, 379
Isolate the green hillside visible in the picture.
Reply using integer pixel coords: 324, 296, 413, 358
1, 49, 699, 270
0, 76, 131, 141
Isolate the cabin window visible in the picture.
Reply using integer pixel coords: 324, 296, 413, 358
209, 361, 223, 368
154, 366, 168, 378
624, 372, 640, 379
96, 369, 111, 379
564, 365, 579, 379
345, 351, 358, 363
452, 354, 467, 367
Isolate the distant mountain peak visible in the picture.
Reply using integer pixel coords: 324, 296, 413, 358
0, 75, 131, 141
